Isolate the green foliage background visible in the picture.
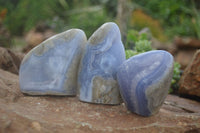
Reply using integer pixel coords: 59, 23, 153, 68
0, 0, 199, 39
0, 0, 114, 37
132, 0, 200, 39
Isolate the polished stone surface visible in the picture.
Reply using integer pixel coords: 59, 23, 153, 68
19, 29, 87, 95
78, 22, 126, 104
117, 50, 174, 116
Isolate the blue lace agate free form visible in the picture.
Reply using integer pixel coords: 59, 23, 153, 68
78, 22, 126, 104
19, 29, 87, 95
117, 50, 174, 116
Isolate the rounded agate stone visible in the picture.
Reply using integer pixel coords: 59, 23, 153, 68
117, 50, 174, 116
19, 29, 87, 95
78, 22, 126, 104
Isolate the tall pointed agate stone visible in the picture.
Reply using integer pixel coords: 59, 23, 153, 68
117, 50, 174, 116
19, 29, 87, 95
78, 22, 126, 104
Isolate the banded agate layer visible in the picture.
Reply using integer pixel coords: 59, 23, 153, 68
117, 50, 174, 116
19, 29, 86, 95
78, 22, 126, 104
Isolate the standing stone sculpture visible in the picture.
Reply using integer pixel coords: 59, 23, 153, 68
78, 22, 126, 104
117, 50, 174, 116
19, 29, 87, 95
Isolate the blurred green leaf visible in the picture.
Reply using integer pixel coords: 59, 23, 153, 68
135, 40, 152, 52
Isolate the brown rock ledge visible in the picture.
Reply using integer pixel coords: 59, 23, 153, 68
0, 47, 24, 75
179, 50, 200, 97
0, 69, 200, 133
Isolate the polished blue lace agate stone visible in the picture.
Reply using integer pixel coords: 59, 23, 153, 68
19, 29, 87, 95
78, 22, 126, 104
117, 50, 174, 116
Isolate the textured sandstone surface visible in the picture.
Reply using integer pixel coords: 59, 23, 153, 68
179, 49, 200, 97
0, 69, 200, 133
0, 47, 24, 74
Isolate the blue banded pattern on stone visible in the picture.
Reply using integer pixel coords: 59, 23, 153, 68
117, 50, 174, 116
19, 29, 87, 95
78, 22, 126, 104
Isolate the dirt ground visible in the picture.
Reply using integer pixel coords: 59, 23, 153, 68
0, 69, 200, 133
